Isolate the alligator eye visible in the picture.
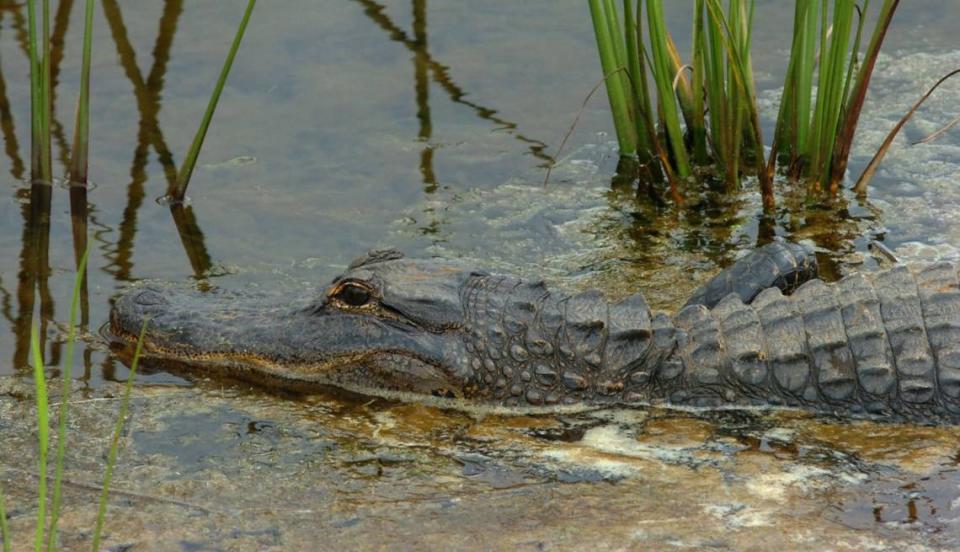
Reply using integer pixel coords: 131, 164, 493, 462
334, 283, 372, 307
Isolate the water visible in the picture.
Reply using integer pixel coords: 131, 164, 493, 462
0, 1, 959, 549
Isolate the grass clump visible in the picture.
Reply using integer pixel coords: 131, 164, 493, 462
588, 0, 903, 210
0, 247, 147, 551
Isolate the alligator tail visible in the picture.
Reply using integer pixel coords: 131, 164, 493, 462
656, 263, 960, 424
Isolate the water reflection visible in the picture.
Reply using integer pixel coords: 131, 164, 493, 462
69, 185, 89, 324
0, 11, 25, 180
102, 0, 184, 281
355, 0, 555, 182
2, 0, 563, 363
100, 0, 213, 278
15, 183, 53, 369
0, 0, 216, 374
169, 203, 213, 278
0, 0, 890, 379
49, 0, 76, 168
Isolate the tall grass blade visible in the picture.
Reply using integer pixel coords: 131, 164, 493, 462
40, 0, 51, 182
30, 324, 49, 552
90, 321, 147, 552
829, 0, 899, 189
0, 488, 9, 552
626, 0, 663, 175
772, 0, 817, 166
646, 0, 691, 178
589, 0, 636, 154
26, 0, 43, 180
25, 0, 52, 182
169, 0, 256, 201
839, 2, 869, 121
68, 0, 96, 185
809, 1, 856, 188
702, 0, 730, 178
852, 69, 960, 195
45, 246, 89, 551
621, 0, 653, 154
703, 0, 772, 209
690, 0, 708, 163
664, 33, 695, 132
769, 2, 803, 174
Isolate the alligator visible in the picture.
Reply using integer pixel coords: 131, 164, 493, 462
109, 242, 960, 424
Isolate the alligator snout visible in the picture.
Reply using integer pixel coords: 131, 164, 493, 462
110, 285, 171, 338
115, 285, 171, 315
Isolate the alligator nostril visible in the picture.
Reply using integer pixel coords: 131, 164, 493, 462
134, 290, 166, 307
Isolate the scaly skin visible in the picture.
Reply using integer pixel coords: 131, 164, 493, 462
109, 244, 960, 424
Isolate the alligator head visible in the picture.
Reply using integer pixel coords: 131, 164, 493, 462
109, 249, 667, 407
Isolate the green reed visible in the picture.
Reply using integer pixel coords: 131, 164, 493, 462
68, 0, 97, 186
91, 321, 147, 552
0, 488, 8, 552
0, 248, 144, 551
30, 325, 49, 552
169, 0, 256, 201
45, 248, 88, 551
26, 0, 52, 183
588, 0, 902, 208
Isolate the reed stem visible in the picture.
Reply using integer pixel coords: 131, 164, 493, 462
169, 0, 256, 201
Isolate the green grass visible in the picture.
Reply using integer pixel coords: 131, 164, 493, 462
588, 0, 903, 208
45, 248, 88, 551
0, 489, 9, 552
26, 0, 254, 194
168, 0, 257, 201
68, 0, 96, 186
30, 325, 49, 552
0, 246, 146, 551
26, 0, 52, 183
91, 322, 147, 551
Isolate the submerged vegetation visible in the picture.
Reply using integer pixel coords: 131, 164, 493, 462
588, 0, 906, 208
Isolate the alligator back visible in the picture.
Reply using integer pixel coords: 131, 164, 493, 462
666, 262, 960, 423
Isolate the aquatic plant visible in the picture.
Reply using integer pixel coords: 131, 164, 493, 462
26, 0, 52, 183
169, 0, 257, 201
29, 326, 49, 552
68, 0, 96, 186
25, 0, 254, 194
587, 0, 903, 209
0, 249, 146, 551
91, 322, 147, 551
45, 249, 88, 550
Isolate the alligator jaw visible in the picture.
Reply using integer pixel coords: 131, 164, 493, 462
109, 282, 471, 397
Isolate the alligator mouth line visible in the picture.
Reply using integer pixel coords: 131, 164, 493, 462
105, 315, 470, 401
105, 316, 363, 386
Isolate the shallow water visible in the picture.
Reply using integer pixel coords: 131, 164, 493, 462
0, 0, 959, 549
